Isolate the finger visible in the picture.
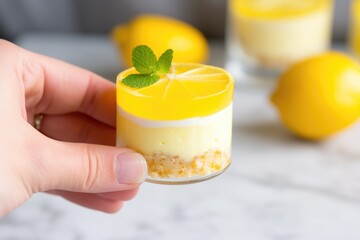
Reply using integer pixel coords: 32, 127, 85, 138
0, 40, 30, 118
34, 138, 147, 193
48, 188, 140, 202
56, 191, 124, 213
96, 188, 140, 201
40, 113, 115, 145
23, 48, 116, 126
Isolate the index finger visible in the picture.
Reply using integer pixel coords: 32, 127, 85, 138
30, 51, 117, 127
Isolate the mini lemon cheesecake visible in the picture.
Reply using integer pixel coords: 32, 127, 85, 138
349, 0, 360, 56
116, 63, 234, 183
227, 0, 333, 70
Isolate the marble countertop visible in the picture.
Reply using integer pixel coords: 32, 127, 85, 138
1, 34, 360, 240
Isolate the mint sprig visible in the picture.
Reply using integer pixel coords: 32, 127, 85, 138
122, 45, 173, 88
122, 74, 160, 88
158, 49, 173, 74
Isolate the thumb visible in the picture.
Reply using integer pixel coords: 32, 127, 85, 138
35, 139, 147, 193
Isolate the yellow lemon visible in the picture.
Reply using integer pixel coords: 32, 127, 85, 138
112, 15, 209, 68
117, 63, 234, 120
271, 52, 360, 140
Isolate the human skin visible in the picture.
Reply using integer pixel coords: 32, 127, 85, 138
0, 40, 147, 217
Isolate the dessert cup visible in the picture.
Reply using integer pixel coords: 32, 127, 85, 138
116, 63, 234, 184
349, 0, 360, 57
226, 0, 333, 85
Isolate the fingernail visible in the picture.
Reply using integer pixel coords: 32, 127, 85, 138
115, 152, 147, 184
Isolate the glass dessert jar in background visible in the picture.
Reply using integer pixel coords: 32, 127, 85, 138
349, 0, 360, 56
225, 0, 334, 86
116, 63, 234, 184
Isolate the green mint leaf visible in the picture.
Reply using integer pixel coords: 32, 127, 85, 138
122, 45, 174, 89
122, 74, 160, 89
158, 49, 173, 74
132, 45, 159, 74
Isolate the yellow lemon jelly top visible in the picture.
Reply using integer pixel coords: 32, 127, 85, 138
230, 0, 332, 20
116, 63, 234, 120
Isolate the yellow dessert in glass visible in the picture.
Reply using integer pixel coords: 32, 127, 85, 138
226, 0, 333, 83
116, 62, 234, 184
349, 0, 360, 56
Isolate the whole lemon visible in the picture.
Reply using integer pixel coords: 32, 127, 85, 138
271, 52, 360, 140
112, 14, 209, 67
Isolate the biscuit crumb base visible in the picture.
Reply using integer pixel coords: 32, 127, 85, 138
144, 150, 230, 179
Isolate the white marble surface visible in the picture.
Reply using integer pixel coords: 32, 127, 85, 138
2, 34, 360, 240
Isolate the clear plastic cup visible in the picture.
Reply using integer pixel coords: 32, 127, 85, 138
349, 0, 360, 57
225, 0, 334, 86
116, 63, 234, 184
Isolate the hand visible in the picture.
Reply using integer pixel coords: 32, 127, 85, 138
0, 40, 147, 217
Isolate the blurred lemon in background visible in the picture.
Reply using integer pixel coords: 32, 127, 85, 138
112, 14, 209, 67
271, 52, 360, 140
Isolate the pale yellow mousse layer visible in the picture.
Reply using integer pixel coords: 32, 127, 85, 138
116, 104, 232, 178
229, 0, 333, 69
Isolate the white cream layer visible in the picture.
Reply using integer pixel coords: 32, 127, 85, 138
118, 103, 233, 128
116, 104, 233, 162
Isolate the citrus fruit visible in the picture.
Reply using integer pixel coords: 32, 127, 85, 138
112, 15, 208, 68
271, 51, 360, 140
117, 63, 234, 120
